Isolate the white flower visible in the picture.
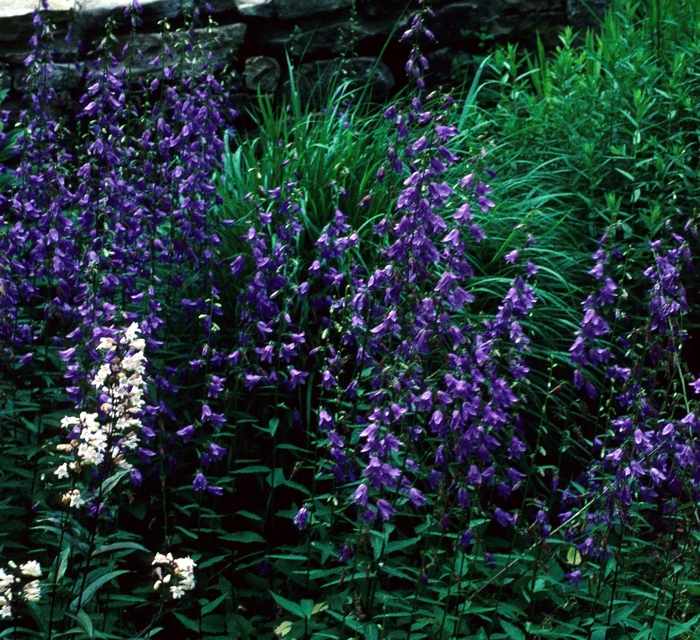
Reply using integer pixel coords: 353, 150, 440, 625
77, 443, 104, 466
0, 569, 12, 591
113, 456, 133, 472
121, 352, 146, 374
130, 338, 146, 352
60, 416, 80, 430
54, 463, 70, 479
124, 323, 140, 343
153, 552, 195, 599
0, 603, 11, 619
170, 585, 185, 599
173, 557, 196, 574
152, 553, 173, 566
97, 336, 117, 352
19, 561, 41, 578
22, 580, 41, 602
63, 489, 84, 508
91, 363, 112, 390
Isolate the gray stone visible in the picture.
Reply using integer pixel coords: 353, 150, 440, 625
255, 12, 400, 59
424, 47, 473, 91
234, 0, 274, 17
0, 35, 81, 66
77, 0, 189, 31
202, 0, 238, 14
422, 2, 495, 45
566, 0, 608, 29
297, 56, 394, 105
12, 61, 84, 92
499, 0, 559, 10
115, 23, 245, 77
243, 55, 280, 92
359, 0, 454, 16
203, 23, 247, 68
0, 0, 76, 44
277, 0, 352, 21
489, 10, 566, 47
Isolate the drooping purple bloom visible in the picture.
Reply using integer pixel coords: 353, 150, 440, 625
294, 507, 309, 531
409, 487, 427, 508
494, 507, 517, 528
193, 472, 207, 492
376, 499, 396, 521
353, 483, 369, 506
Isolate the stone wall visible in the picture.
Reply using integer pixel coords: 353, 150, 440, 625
0, 0, 610, 119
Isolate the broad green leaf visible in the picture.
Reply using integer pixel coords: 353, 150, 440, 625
69, 570, 129, 612
76, 609, 94, 637
233, 465, 271, 474
300, 599, 314, 620
385, 537, 420, 555
500, 620, 525, 640
173, 611, 200, 632
202, 593, 228, 615
364, 623, 379, 640
270, 591, 305, 618
219, 531, 265, 543
56, 546, 71, 582
566, 546, 582, 566
92, 542, 149, 556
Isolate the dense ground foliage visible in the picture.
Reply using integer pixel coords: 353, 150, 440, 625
1, 0, 700, 638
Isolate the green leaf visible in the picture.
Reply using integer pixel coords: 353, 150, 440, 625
300, 599, 315, 620
609, 604, 637, 625
197, 553, 229, 569
91, 542, 149, 556
76, 609, 94, 638
270, 591, 305, 618
615, 168, 635, 181
566, 546, 582, 566
364, 623, 379, 640
233, 465, 272, 474
69, 570, 129, 612
268, 417, 280, 436
56, 546, 71, 583
591, 627, 608, 640
384, 537, 420, 555
174, 525, 199, 540
500, 619, 525, 640
98, 469, 130, 498
219, 531, 265, 543
267, 467, 286, 488
237, 510, 264, 522
202, 593, 228, 616
172, 611, 201, 632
